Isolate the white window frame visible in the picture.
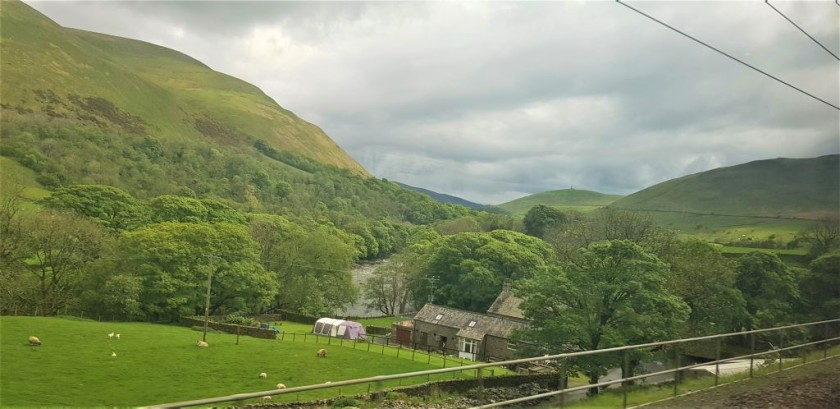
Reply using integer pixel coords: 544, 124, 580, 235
459, 337, 478, 354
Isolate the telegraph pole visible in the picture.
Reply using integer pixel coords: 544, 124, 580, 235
202, 262, 214, 342
427, 276, 438, 304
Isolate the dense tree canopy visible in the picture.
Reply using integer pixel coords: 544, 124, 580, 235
736, 251, 800, 330
108, 222, 275, 322
413, 230, 554, 312
515, 240, 690, 393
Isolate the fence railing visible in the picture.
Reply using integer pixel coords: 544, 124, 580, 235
146, 318, 840, 409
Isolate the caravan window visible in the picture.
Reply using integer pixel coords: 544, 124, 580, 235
337, 325, 347, 336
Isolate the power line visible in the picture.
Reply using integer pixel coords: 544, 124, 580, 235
766, 0, 839, 61
615, 0, 840, 111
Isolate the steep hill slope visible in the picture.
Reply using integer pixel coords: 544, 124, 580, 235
497, 189, 622, 217
0, 0, 367, 177
611, 155, 839, 220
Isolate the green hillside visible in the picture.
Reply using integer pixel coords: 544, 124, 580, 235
497, 189, 623, 217
0, 0, 366, 186
609, 155, 839, 243
611, 155, 839, 219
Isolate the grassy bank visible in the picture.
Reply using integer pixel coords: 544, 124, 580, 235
0, 316, 481, 407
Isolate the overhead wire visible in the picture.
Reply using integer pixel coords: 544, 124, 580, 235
765, 0, 839, 61
615, 0, 840, 111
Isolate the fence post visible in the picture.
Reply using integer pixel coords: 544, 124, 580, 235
368, 340, 372, 352
443, 354, 447, 368
556, 359, 566, 408
778, 331, 784, 372
749, 332, 756, 378
673, 346, 680, 397
623, 349, 629, 408
397, 344, 401, 358
476, 368, 484, 400
715, 337, 721, 387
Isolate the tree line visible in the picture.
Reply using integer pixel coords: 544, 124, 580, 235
360, 204, 838, 394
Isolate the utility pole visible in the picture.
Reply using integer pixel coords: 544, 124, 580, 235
427, 276, 438, 304
202, 264, 214, 342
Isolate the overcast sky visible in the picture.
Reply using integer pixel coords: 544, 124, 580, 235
26, 0, 839, 204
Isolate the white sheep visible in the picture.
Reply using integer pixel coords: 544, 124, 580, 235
261, 396, 272, 403
111, 351, 117, 357
276, 383, 286, 389
259, 372, 267, 379
197, 340, 209, 348
28, 336, 41, 346
115, 333, 120, 340
108, 332, 115, 339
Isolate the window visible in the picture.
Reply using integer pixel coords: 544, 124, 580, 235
434, 314, 443, 320
459, 338, 478, 354
468, 320, 477, 327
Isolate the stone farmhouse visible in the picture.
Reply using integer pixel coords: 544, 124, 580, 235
412, 284, 528, 361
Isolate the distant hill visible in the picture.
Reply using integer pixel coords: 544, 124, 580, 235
611, 155, 839, 220
497, 189, 623, 217
395, 182, 489, 210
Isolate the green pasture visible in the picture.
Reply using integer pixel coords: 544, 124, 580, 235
0, 316, 493, 407
639, 210, 815, 243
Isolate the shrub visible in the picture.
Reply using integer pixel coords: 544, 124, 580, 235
330, 396, 364, 408
223, 312, 258, 327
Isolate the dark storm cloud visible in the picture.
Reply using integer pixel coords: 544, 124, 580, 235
25, 0, 839, 204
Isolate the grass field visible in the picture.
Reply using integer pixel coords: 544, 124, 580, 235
0, 316, 489, 407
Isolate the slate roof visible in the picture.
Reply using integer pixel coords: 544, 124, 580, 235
414, 304, 527, 341
486, 285, 526, 321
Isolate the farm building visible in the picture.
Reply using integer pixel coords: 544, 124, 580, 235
413, 304, 527, 362
311, 318, 367, 339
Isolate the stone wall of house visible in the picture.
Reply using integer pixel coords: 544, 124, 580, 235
413, 321, 458, 352
484, 335, 517, 361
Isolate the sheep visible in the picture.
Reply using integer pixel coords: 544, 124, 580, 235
115, 333, 120, 340
197, 340, 209, 348
316, 348, 326, 358
111, 352, 117, 357
276, 383, 286, 389
261, 396, 272, 403
108, 332, 115, 339
259, 372, 267, 379
28, 336, 41, 346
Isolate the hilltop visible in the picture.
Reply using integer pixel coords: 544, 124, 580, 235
497, 189, 622, 217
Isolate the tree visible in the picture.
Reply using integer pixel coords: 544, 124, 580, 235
798, 252, 839, 322
515, 240, 690, 395
363, 256, 413, 315
523, 205, 569, 238
797, 217, 840, 259
735, 252, 800, 330
114, 222, 275, 321
249, 214, 358, 316
656, 239, 748, 336
414, 230, 554, 312
23, 211, 107, 315
40, 184, 149, 231
148, 195, 209, 223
